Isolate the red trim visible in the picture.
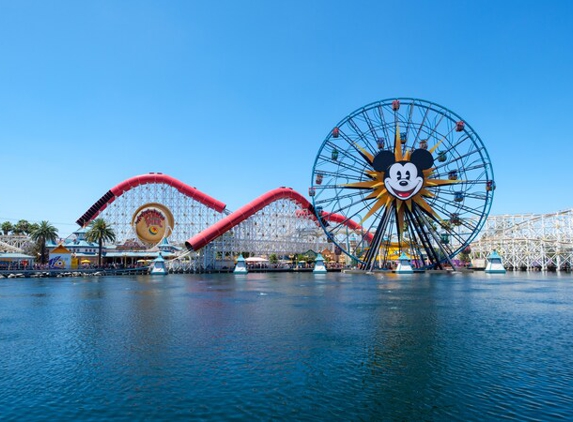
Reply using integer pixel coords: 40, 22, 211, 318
77, 173, 226, 226
110, 173, 226, 212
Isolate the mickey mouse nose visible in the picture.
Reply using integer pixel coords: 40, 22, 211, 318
399, 181, 408, 186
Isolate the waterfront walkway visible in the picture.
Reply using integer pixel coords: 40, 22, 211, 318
0, 267, 149, 278
0, 266, 345, 278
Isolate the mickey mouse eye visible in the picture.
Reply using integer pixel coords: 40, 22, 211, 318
405, 170, 411, 180
397, 171, 402, 180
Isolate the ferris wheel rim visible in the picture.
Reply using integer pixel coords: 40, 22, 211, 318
310, 97, 496, 269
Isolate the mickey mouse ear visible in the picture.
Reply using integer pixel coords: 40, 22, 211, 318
410, 149, 434, 170
372, 151, 395, 172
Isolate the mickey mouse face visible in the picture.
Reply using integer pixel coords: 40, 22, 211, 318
372, 149, 434, 201
385, 162, 424, 200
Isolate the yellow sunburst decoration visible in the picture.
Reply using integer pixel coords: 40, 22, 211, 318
346, 122, 459, 238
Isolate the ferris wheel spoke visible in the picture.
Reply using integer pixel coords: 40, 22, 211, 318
318, 156, 369, 179
313, 169, 363, 184
335, 129, 375, 165
322, 202, 370, 225
347, 116, 375, 154
440, 133, 472, 155
445, 230, 467, 247
430, 194, 483, 218
430, 162, 486, 179
421, 197, 456, 218
329, 196, 373, 224
327, 214, 371, 242
463, 192, 488, 201
412, 107, 431, 147
446, 198, 487, 219
316, 175, 369, 188
360, 111, 382, 153
453, 220, 480, 241
459, 162, 487, 174
432, 148, 484, 173
320, 141, 363, 165
376, 105, 393, 144
459, 180, 490, 188
402, 101, 416, 144
313, 188, 366, 205
440, 216, 477, 240
424, 112, 447, 142
313, 169, 342, 179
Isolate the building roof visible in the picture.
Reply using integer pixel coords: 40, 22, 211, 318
0, 253, 35, 259
104, 251, 177, 258
398, 252, 410, 260
65, 240, 98, 248
50, 244, 71, 254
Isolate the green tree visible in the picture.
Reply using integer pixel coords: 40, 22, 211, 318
22, 240, 41, 261
30, 221, 59, 264
269, 254, 278, 264
86, 218, 116, 268
28, 222, 40, 234
1, 221, 13, 235
458, 246, 472, 267
13, 220, 30, 235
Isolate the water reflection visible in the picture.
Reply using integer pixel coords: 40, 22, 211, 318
1, 272, 573, 420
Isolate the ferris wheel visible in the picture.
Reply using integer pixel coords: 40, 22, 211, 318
310, 98, 495, 270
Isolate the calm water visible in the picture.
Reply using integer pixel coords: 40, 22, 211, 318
1, 272, 573, 421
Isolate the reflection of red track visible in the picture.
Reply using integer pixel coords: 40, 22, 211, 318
76, 173, 226, 227
185, 187, 373, 251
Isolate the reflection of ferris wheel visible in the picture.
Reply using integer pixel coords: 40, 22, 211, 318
310, 98, 496, 270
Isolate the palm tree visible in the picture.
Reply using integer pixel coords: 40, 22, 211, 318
13, 220, 30, 235
1, 221, 13, 235
30, 221, 59, 264
86, 218, 116, 268
28, 222, 40, 235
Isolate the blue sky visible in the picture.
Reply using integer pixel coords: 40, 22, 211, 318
1, 0, 572, 237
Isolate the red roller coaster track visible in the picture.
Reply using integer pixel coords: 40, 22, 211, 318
76, 173, 226, 227
185, 187, 313, 251
185, 187, 373, 251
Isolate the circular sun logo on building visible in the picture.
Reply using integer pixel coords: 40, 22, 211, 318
131, 203, 174, 244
